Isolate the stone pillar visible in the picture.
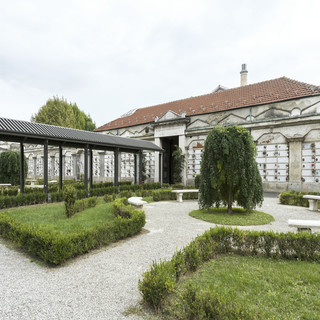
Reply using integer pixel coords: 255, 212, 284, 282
154, 137, 161, 182
99, 152, 105, 182
179, 135, 187, 185
50, 156, 55, 178
72, 153, 77, 180
33, 157, 37, 179
288, 137, 304, 191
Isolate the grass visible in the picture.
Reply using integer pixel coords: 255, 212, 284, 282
2, 197, 115, 233
189, 207, 274, 225
162, 255, 320, 320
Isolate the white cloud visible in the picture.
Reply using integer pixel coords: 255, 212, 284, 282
0, 0, 319, 127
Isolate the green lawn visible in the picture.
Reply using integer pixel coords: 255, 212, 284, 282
189, 207, 274, 225
2, 198, 114, 233
163, 255, 320, 320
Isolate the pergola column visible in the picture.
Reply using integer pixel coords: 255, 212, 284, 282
33, 157, 37, 179
114, 148, 119, 187
50, 155, 55, 178
20, 142, 25, 194
99, 152, 105, 182
84, 145, 89, 194
134, 153, 138, 184
72, 153, 77, 180
159, 152, 163, 186
43, 140, 48, 197
59, 146, 63, 191
89, 148, 93, 189
138, 150, 143, 185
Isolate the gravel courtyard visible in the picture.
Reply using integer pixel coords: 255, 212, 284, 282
1, 194, 319, 320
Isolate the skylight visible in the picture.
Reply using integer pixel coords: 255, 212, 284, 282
120, 108, 137, 118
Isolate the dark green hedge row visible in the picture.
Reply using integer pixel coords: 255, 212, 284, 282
89, 186, 118, 196
152, 189, 198, 201
0, 199, 145, 265
0, 186, 18, 196
279, 190, 320, 207
139, 226, 320, 309
73, 197, 98, 215
0, 192, 47, 209
0, 189, 87, 209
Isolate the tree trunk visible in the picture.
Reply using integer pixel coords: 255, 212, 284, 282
228, 186, 232, 214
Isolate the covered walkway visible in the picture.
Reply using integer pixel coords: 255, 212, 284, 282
0, 117, 163, 194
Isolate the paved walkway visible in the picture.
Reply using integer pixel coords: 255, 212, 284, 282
0, 195, 319, 319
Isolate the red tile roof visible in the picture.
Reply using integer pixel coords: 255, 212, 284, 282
95, 77, 320, 132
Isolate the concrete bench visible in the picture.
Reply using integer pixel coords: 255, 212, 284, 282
171, 189, 199, 203
288, 219, 320, 233
0, 183, 11, 187
303, 195, 320, 211
128, 197, 147, 209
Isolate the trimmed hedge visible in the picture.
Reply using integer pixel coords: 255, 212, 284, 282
138, 226, 320, 309
89, 186, 117, 196
152, 189, 198, 201
0, 199, 145, 265
0, 192, 47, 209
73, 197, 98, 215
0, 186, 19, 196
279, 190, 320, 207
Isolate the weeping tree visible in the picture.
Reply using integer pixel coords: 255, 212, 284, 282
0, 151, 28, 185
172, 145, 185, 183
199, 126, 263, 214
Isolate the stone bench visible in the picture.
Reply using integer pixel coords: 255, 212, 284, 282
288, 219, 320, 233
0, 183, 11, 187
128, 197, 147, 209
303, 195, 320, 211
171, 189, 199, 203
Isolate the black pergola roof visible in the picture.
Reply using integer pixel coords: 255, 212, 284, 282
0, 117, 163, 153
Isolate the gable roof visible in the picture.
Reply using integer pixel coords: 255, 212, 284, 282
95, 77, 320, 132
0, 117, 163, 152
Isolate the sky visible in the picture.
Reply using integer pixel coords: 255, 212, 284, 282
0, 0, 320, 128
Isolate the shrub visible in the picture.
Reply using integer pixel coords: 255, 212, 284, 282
90, 186, 117, 197
112, 197, 132, 218
279, 190, 318, 207
139, 226, 320, 310
73, 197, 98, 215
194, 174, 201, 189
0, 192, 47, 209
0, 203, 146, 265
103, 194, 115, 203
119, 190, 132, 198
64, 185, 76, 218
0, 150, 28, 185
178, 282, 252, 320
143, 182, 161, 190
138, 260, 176, 309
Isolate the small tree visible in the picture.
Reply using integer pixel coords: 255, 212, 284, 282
0, 151, 28, 185
199, 126, 263, 213
172, 145, 185, 184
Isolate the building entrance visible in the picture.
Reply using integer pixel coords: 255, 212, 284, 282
161, 136, 178, 184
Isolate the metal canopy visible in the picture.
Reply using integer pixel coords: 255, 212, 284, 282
0, 117, 163, 152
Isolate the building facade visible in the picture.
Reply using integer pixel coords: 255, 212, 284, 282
94, 68, 320, 192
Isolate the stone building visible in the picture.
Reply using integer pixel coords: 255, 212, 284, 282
94, 65, 320, 192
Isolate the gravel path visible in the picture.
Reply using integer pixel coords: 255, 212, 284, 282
1, 195, 319, 320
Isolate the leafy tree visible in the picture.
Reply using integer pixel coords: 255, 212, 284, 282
31, 96, 96, 131
172, 145, 185, 183
0, 151, 28, 185
199, 126, 263, 214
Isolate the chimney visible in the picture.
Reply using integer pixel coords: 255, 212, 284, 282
240, 63, 248, 86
